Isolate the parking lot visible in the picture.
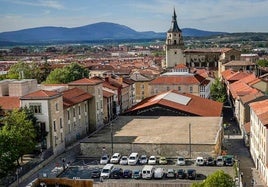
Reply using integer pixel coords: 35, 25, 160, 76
58, 156, 235, 184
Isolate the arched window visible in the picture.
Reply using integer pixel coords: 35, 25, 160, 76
174, 40, 177, 44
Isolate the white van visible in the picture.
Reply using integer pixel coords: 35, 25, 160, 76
142, 165, 155, 179
100, 164, 114, 178
128, 152, 139, 165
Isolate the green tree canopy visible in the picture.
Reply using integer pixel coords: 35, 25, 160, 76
6, 62, 49, 83
45, 62, 89, 84
192, 170, 234, 187
210, 78, 227, 103
0, 109, 37, 167
257, 59, 268, 67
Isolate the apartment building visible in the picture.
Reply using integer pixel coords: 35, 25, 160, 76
249, 99, 268, 186
20, 90, 65, 156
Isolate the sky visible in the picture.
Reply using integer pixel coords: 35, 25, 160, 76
0, 0, 268, 33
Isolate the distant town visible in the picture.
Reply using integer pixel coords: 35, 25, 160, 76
0, 9, 268, 187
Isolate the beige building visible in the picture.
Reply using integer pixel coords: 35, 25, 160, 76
68, 78, 104, 131
62, 87, 93, 146
130, 71, 154, 102
149, 72, 211, 98
20, 90, 65, 156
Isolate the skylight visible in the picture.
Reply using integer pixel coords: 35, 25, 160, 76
152, 92, 191, 105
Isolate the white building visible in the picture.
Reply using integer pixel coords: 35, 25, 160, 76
249, 99, 268, 186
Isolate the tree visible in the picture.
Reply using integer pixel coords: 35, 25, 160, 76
6, 62, 46, 83
45, 62, 89, 84
192, 170, 234, 187
210, 78, 227, 103
257, 59, 268, 67
0, 109, 37, 166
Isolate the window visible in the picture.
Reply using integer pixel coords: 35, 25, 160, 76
67, 110, 70, 120
178, 86, 181, 91
78, 106, 81, 115
141, 84, 144, 89
60, 118, 62, 129
85, 103, 87, 112
55, 136, 57, 146
174, 51, 177, 54
29, 103, 42, 114
73, 108, 76, 117
53, 121, 56, 131
167, 86, 170, 91
56, 103, 59, 111
190, 86, 193, 93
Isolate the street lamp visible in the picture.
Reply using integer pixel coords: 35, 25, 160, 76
110, 123, 114, 155
189, 123, 192, 158
16, 167, 22, 186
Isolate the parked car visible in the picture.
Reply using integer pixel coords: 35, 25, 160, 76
177, 169, 186, 179
128, 152, 139, 165
154, 167, 165, 179
148, 156, 157, 165
119, 156, 128, 165
110, 167, 123, 179
159, 157, 167, 165
100, 164, 114, 179
139, 155, 148, 165
166, 169, 176, 178
110, 153, 121, 164
132, 169, 142, 179
100, 154, 110, 165
91, 167, 101, 178
176, 156, 186, 166
195, 157, 205, 166
123, 169, 132, 178
216, 156, 224, 166
205, 157, 215, 166
225, 155, 234, 166
187, 169, 197, 180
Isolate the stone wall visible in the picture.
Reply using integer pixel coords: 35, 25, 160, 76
81, 142, 216, 158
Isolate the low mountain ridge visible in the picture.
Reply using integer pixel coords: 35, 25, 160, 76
0, 22, 226, 44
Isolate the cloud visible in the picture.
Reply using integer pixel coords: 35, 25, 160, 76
6, 0, 64, 9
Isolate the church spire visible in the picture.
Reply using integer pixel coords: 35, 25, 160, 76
169, 8, 181, 32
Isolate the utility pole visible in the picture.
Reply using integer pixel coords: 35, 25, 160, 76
189, 123, 192, 158
110, 123, 114, 155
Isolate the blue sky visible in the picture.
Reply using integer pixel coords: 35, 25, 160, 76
0, 0, 268, 33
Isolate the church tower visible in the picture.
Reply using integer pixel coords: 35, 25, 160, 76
163, 8, 186, 69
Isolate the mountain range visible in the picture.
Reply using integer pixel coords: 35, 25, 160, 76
0, 22, 226, 44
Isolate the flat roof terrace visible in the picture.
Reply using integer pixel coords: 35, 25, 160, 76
81, 116, 222, 145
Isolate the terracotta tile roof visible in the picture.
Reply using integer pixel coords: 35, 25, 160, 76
244, 122, 250, 133
223, 60, 256, 66
259, 112, 268, 126
88, 64, 115, 70
20, 90, 61, 100
174, 64, 188, 69
125, 90, 223, 117
229, 82, 258, 99
68, 78, 103, 85
103, 90, 114, 98
0, 96, 20, 110
250, 99, 268, 116
240, 92, 265, 104
226, 71, 250, 82
62, 87, 93, 108
103, 81, 118, 90
149, 74, 206, 85
221, 69, 234, 80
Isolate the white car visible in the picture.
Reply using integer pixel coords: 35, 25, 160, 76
196, 156, 205, 166
119, 156, 128, 165
148, 156, 157, 165
139, 155, 148, 165
100, 154, 110, 165
177, 156, 186, 165
154, 167, 165, 179
110, 153, 121, 164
